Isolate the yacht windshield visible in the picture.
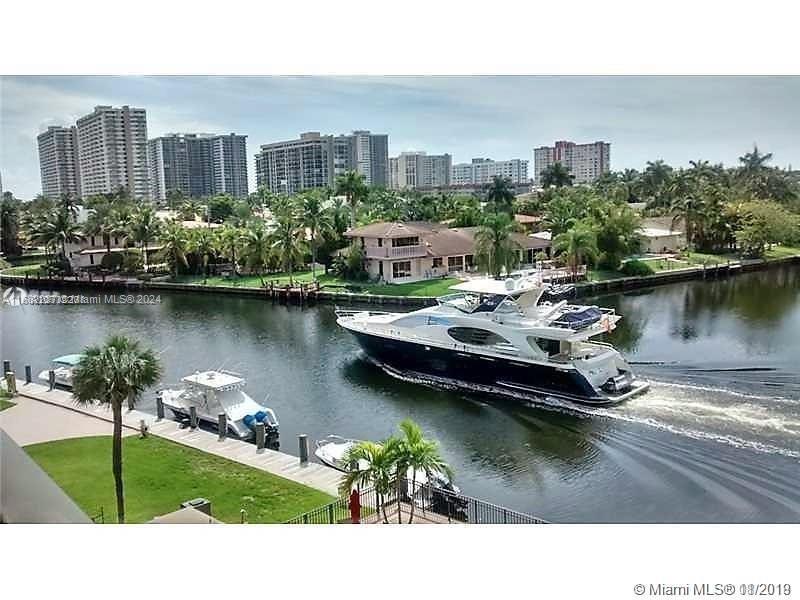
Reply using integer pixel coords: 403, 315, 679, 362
437, 292, 516, 314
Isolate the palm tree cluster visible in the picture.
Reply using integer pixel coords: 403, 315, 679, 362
340, 419, 453, 524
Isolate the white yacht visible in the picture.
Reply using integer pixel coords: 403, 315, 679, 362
157, 370, 279, 440
38, 354, 83, 389
336, 273, 649, 405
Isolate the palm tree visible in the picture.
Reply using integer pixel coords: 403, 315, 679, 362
738, 144, 773, 173
215, 224, 244, 274
473, 212, 521, 278
269, 198, 307, 285
541, 162, 574, 188
396, 419, 452, 523
300, 190, 333, 281
180, 198, 204, 222
553, 225, 598, 278
190, 227, 216, 283
640, 160, 674, 210
160, 220, 189, 277
72, 335, 161, 523
340, 440, 398, 523
484, 176, 515, 212
335, 170, 367, 228
241, 221, 272, 285
129, 206, 162, 272
26, 208, 84, 269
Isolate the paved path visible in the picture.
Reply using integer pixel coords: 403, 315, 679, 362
7, 380, 342, 496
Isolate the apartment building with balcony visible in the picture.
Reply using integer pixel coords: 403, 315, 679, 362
37, 126, 81, 200
345, 221, 551, 283
389, 152, 452, 190
149, 133, 249, 200
533, 140, 610, 185
451, 158, 529, 186
75, 105, 150, 199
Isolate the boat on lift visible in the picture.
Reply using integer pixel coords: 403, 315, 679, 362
37, 354, 83, 389
157, 370, 279, 441
336, 273, 648, 405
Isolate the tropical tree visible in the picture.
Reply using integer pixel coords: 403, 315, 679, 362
300, 190, 334, 281
395, 419, 452, 524
640, 160, 674, 210
25, 208, 84, 269
190, 227, 216, 282
543, 192, 584, 236
1, 193, 22, 256
129, 205, 162, 271
450, 194, 484, 227
215, 224, 244, 273
540, 162, 574, 188
553, 225, 598, 278
336, 170, 368, 228
473, 212, 521, 278
340, 441, 398, 523
159, 220, 189, 277
484, 176, 515, 213
72, 335, 161, 524
241, 221, 272, 285
179, 198, 204, 222
269, 198, 307, 285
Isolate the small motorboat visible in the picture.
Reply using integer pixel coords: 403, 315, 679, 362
314, 434, 459, 493
38, 354, 83, 389
157, 370, 278, 442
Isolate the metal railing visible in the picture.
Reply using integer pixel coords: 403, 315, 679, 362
284, 479, 548, 524
364, 245, 427, 259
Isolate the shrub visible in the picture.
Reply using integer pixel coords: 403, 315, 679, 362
101, 252, 124, 271
621, 260, 655, 277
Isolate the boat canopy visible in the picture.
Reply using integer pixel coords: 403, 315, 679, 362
52, 354, 83, 366
181, 370, 245, 392
449, 275, 543, 296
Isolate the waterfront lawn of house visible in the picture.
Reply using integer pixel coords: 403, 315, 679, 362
25, 435, 335, 523
1, 263, 45, 276
169, 271, 464, 297
764, 245, 800, 260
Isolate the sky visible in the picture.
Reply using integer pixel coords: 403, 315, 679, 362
2, 75, 799, 199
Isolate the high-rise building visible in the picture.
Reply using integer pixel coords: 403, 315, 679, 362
254, 130, 388, 194
75, 105, 150, 199
533, 140, 610, 185
148, 133, 248, 201
389, 151, 452, 190
451, 158, 529, 186
37, 126, 81, 200
255, 132, 335, 195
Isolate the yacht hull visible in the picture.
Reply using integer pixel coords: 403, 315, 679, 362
348, 329, 617, 405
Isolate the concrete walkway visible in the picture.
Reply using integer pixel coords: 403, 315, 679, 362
6, 380, 342, 496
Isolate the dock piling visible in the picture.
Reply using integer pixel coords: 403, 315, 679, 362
155, 396, 165, 420
189, 406, 198, 429
5, 371, 17, 396
255, 422, 265, 450
299, 434, 309, 464
218, 413, 227, 440
48, 369, 55, 391
25, 365, 32, 384
3, 360, 10, 374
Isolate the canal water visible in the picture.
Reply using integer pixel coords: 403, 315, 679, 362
3, 264, 799, 522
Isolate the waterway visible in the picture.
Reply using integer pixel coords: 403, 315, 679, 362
2, 264, 799, 522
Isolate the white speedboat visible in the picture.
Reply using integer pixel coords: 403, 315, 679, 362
315, 434, 458, 492
38, 354, 83, 389
157, 370, 278, 441
336, 273, 649, 405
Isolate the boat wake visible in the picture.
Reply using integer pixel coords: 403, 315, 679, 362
371, 358, 800, 461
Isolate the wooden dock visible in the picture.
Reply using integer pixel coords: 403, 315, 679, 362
10, 380, 343, 497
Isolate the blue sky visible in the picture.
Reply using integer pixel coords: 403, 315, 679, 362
2, 76, 799, 198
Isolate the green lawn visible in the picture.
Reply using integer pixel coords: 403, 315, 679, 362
764, 245, 800, 260
1, 263, 44, 276
588, 268, 625, 282
25, 436, 335, 524
168, 271, 463, 297
0, 399, 15, 411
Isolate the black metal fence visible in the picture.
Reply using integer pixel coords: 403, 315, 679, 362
284, 479, 548, 524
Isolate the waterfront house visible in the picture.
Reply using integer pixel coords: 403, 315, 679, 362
344, 221, 552, 284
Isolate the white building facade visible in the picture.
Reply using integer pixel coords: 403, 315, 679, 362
389, 152, 452, 190
451, 158, 529, 185
533, 140, 610, 185
75, 105, 150, 199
